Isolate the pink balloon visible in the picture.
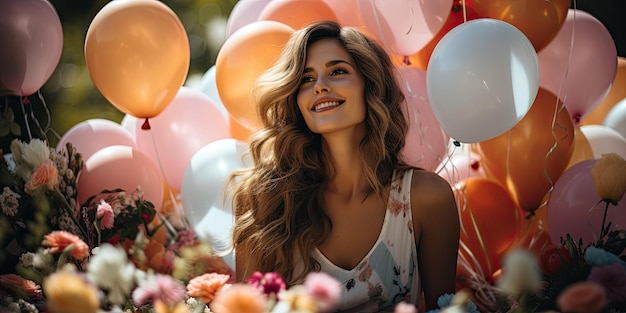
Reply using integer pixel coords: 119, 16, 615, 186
225, 0, 272, 37
579, 124, 626, 159
357, 0, 452, 56
538, 9, 617, 125
437, 151, 485, 186
133, 86, 230, 190
547, 159, 626, 246
77, 145, 164, 208
396, 67, 449, 171
0, 0, 63, 96
56, 119, 136, 160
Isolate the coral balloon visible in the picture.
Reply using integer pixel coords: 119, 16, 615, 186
321, 0, 368, 30
407, 1, 479, 70
85, 0, 190, 119
56, 118, 136, 161
357, 0, 452, 56
472, 0, 569, 52
216, 21, 294, 130
0, 0, 63, 96
547, 159, 626, 246
395, 67, 449, 171
538, 9, 617, 125
581, 57, 626, 125
77, 145, 164, 208
427, 18, 539, 143
476, 88, 575, 213
132, 87, 231, 191
225, 0, 272, 37
455, 178, 525, 279
258, 0, 337, 30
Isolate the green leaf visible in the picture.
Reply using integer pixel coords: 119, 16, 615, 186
0, 122, 8, 136
10, 122, 21, 136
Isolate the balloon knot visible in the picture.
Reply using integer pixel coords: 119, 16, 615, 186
403, 56, 411, 66
453, 140, 461, 147
573, 114, 581, 125
22, 97, 30, 105
141, 118, 151, 130
470, 161, 480, 171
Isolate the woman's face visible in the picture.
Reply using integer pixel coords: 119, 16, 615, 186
296, 38, 366, 135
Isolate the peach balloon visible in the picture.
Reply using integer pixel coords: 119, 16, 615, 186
215, 20, 294, 130
475, 88, 575, 213
581, 57, 626, 125
85, 0, 190, 119
258, 0, 337, 30
229, 116, 256, 141
472, 0, 569, 52
566, 126, 594, 170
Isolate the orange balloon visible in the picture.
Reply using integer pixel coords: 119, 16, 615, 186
85, 0, 189, 119
216, 21, 294, 130
407, 1, 479, 70
258, 0, 338, 30
472, 0, 569, 52
566, 126, 594, 169
475, 88, 575, 212
581, 57, 626, 125
455, 178, 525, 279
229, 115, 256, 141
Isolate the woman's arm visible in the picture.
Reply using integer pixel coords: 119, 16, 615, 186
410, 170, 460, 311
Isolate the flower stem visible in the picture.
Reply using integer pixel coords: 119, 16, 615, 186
599, 200, 610, 241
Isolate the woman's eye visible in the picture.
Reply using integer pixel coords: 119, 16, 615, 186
300, 76, 314, 84
331, 68, 348, 76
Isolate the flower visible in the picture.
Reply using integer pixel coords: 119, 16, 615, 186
247, 271, 287, 299
394, 301, 418, 313
210, 283, 268, 313
587, 263, 626, 302
590, 152, 626, 205
87, 243, 137, 306
25, 159, 59, 194
96, 199, 114, 230
132, 273, 187, 306
42, 230, 90, 261
273, 285, 318, 313
42, 268, 100, 313
540, 244, 572, 275
0, 274, 41, 301
302, 272, 341, 313
496, 249, 541, 296
556, 281, 608, 313
186, 272, 231, 304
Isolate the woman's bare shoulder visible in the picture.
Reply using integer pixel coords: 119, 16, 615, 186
409, 169, 457, 217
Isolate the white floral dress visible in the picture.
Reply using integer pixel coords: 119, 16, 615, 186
312, 169, 421, 312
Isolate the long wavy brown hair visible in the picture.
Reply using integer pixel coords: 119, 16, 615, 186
230, 20, 410, 285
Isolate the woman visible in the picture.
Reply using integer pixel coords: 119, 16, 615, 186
230, 20, 459, 312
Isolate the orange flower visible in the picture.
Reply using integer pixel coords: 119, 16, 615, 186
25, 159, 59, 194
209, 284, 268, 313
590, 153, 626, 205
42, 230, 90, 260
43, 269, 100, 313
154, 299, 190, 313
0, 274, 41, 300
557, 281, 608, 313
186, 272, 231, 304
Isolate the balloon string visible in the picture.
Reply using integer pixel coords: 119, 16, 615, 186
19, 96, 33, 141
466, 202, 493, 274
461, 0, 467, 23
37, 90, 62, 143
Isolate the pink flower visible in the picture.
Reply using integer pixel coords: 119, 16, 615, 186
303, 272, 341, 313
133, 273, 186, 306
42, 230, 90, 260
0, 274, 42, 301
186, 272, 231, 304
394, 302, 417, 313
96, 199, 115, 230
587, 263, 626, 302
25, 159, 59, 194
210, 284, 268, 313
246, 272, 286, 298
557, 281, 608, 313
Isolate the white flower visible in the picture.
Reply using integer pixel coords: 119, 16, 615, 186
11, 139, 50, 181
87, 243, 137, 305
19, 252, 35, 267
496, 249, 542, 296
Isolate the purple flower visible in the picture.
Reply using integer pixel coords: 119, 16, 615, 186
587, 263, 626, 302
246, 272, 286, 298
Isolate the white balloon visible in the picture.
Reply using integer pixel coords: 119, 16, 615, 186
603, 97, 626, 140
181, 138, 251, 265
579, 124, 626, 159
427, 18, 540, 143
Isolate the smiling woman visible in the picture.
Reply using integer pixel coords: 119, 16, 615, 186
228, 20, 460, 312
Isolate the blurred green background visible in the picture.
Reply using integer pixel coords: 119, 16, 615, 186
1, 0, 624, 151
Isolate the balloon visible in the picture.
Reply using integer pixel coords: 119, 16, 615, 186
581, 57, 626, 125
258, 0, 338, 30
455, 178, 525, 279
579, 125, 626, 159
0, 0, 63, 96
538, 9, 617, 125
197, 65, 229, 119
229, 116, 255, 141
427, 18, 539, 143
407, 1, 479, 70
215, 21, 294, 130
603, 98, 626, 140
395, 67, 449, 171
56, 118, 136, 160
476, 88, 575, 213
85, 0, 190, 119
181, 139, 251, 265
357, 0, 452, 56
77, 145, 164, 208
225, 0, 272, 37
132, 86, 231, 191
437, 151, 485, 187
321, 0, 368, 30
547, 159, 626, 246
472, 0, 569, 52
566, 126, 594, 170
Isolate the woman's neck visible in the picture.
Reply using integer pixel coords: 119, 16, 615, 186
321, 127, 370, 200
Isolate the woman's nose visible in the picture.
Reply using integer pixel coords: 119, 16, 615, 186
314, 77, 330, 94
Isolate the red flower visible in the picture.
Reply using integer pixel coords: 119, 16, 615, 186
540, 245, 571, 276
